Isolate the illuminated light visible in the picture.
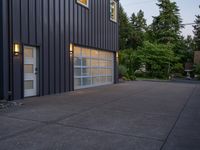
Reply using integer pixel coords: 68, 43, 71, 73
13, 43, 20, 56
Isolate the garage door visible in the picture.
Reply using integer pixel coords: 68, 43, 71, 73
74, 46, 114, 89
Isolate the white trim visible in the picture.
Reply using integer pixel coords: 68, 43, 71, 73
110, 0, 117, 23
24, 46, 38, 97
73, 46, 114, 89
77, 0, 89, 8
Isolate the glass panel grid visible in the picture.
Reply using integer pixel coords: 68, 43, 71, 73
74, 47, 114, 89
24, 80, 34, 90
24, 64, 34, 73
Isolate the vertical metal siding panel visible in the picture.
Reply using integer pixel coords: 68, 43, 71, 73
60, 0, 65, 92
117, 1, 119, 51
94, 0, 98, 47
65, 0, 70, 91
85, 9, 89, 46
100, 0, 103, 48
21, 0, 28, 44
12, 0, 21, 41
36, 0, 43, 95
102, 0, 105, 49
77, 5, 81, 45
92, 0, 95, 47
55, 0, 60, 93
42, 0, 49, 95
2, 0, 9, 99
29, 0, 36, 44
0, 0, 3, 99
70, 0, 74, 43
81, 8, 85, 45
74, 2, 78, 44
49, 0, 55, 93
88, 0, 92, 46
12, 0, 22, 99
105, 0, 108, 50
97, 0, 100, 48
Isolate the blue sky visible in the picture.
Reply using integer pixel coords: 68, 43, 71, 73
120, 0, 200, 37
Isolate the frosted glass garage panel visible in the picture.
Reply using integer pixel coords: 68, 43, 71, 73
74, 46, 114, 89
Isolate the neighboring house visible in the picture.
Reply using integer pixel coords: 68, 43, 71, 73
194, 51, 200, 65
0, 0, 119, 100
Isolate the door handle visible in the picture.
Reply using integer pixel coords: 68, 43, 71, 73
35, 67, 38, 75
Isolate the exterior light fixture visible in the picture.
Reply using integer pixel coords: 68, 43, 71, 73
13, 43, 21, 56
70, 43, 73, 55
116, 52, 119, 58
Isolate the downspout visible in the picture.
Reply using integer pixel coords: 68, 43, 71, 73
8, 0, 13, 100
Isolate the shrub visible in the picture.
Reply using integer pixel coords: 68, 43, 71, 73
118, 65, 128, 78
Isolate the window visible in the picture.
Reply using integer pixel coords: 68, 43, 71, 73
77, 0, 89, 7
74, 46, 114, 89
110, 0, 117, 22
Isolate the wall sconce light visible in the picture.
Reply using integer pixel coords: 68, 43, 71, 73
70, 44, 74, 53
13, 43, 21, 56
116, 52, 119, 58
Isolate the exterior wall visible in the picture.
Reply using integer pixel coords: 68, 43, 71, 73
2, 0, 119, 100
0, 0, 3, 99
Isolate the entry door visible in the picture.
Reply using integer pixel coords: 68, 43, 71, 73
24, 46, 38, 97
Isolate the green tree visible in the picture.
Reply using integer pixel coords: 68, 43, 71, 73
119, 3, 131, 50
128, 10, 147, 49
137, 41, 177, 78
173, 36, 194, 63
119, 49, 141, 76
130, 10, 147, 32
151, 0, 182, 44
193, 8, 200, 50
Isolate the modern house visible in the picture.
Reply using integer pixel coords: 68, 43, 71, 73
0, 0, 119, 100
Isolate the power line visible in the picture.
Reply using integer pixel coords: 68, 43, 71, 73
181, 23, 197, 26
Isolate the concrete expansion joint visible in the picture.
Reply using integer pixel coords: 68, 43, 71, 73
159, 85, 198, 150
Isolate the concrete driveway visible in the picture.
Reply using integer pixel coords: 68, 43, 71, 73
0, 81, 200, 150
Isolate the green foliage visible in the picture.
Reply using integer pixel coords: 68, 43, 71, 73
119, 4, 132, 50
119, 49, 141, 76
173, 36, 194, 63
128, 10, 147, 49
118, 65, 128, 77
195, 64, 200, 75
193, 13, 200, 50
151, 0, 182, 44
171, 63, 184, 74
118, 1, 196, 80
137, 41, 176, 78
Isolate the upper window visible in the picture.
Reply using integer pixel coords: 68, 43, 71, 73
77, 0, 89, 7
110, 0, 117, 22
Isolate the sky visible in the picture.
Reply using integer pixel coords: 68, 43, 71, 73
120, 0, 200, 38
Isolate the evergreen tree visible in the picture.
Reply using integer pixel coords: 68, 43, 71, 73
193, 8, 200, 50
119, 3, 131, 50
130, 10, 147, 32
128, 10, 147, 49
152, 0, 182, 44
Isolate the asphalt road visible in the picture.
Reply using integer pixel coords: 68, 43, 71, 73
0, 81, 199, 150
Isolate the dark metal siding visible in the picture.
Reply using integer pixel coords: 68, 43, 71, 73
0, 0, 3, 99
3, 0, 118, 100
1, 0, 9, 100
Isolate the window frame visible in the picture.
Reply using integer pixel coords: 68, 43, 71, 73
77, 0, 89, 8
73, 46, 114, 89
110, 0, 117, 23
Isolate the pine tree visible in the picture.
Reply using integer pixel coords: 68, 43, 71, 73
119, 3, 131, 50
130, 10, 147, 32
193, 10, 200, 50
152, 0, 182, 44
129, 10, 147, 49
